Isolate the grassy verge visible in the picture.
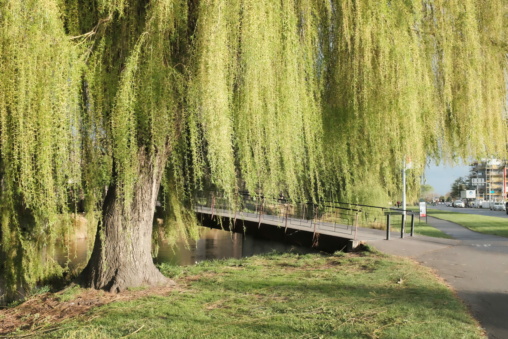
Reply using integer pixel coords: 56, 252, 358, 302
426, 209, 508, 238
391, 209, 452, 239
407, 217, 452, 239
15, 251, 484, 339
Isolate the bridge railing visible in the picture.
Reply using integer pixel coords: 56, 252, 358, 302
195, 191, 361, 239
195, 191, 417, 240
323, 201, 417, 240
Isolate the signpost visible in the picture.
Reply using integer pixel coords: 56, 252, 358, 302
419, 202, 427, 223
472, 178, 485, 201
472, 178, 485, 185
419, 202, 427, 217
460, 190, 476, 199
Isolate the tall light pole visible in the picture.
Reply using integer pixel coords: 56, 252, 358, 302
402, 157, 411, 238
402, 158, 407, 212
402, 156, 412, 210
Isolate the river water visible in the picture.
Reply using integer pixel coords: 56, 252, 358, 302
154, 227, 315, 265
58, 226, 315, 269
0, 227, 314, 304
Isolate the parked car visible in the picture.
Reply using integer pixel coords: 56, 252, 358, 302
480, 200, 491, 209
445, 202, 453, 207
453, 200, 465, 208
471, 200, 484, 208
490, 202, 506, 211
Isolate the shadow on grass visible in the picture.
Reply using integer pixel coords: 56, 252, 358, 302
192, 275, 478, 325
75, 278, 480, 338
38, 251, 485, 339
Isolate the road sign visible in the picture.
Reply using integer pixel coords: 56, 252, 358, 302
461, 190, 476, 199
419, 202, 426, 217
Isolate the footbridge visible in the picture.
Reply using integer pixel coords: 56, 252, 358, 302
195, 191, 417, 251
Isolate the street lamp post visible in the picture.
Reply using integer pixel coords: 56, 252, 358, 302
401, 157, 411, 238
402, 158, 406, 213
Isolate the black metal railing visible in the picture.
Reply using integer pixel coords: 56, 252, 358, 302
194, 191, 416, 240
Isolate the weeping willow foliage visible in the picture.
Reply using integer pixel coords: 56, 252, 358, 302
0, 0, 507, 296
321, 0, 508, 202
0, 0, 83, 297
190, 0, 325, 201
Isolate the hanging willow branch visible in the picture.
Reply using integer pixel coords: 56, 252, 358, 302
0, 0, 506, 298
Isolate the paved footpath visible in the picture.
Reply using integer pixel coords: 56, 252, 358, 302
364, 217, 508, 339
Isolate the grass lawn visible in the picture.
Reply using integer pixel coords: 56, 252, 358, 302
426, 209, 508, 238
6, 251, 484, 339
407, 217, 452, 239
395, 209, 452, 239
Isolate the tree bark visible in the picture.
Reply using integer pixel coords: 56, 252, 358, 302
79, 149, 173, 292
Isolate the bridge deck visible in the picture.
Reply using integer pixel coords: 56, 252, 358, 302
196, 206, 388, 242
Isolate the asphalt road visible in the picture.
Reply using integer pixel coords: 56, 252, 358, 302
428, 204, 508, 218
367, 217, 508, 339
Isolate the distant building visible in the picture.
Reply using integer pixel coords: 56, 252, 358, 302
469, 159, 507, 201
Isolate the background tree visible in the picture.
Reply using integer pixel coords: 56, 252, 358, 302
0, 0, 507, 296
450, 177, 469, 199
420, 184, 435, 202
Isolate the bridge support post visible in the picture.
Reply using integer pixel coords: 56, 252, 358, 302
347, 240, 359, 252
386, 214, 391, 240
284, 204, 288, 233
354, 212, 358, 241
258, 198, 264, 229
400, 213, 405, 239
211, 194, 215, 218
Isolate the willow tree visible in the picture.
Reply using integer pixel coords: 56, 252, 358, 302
0, 0, 506, 294
320, 0, 508, 203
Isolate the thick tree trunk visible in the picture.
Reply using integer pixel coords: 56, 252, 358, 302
79, 150, 173, 292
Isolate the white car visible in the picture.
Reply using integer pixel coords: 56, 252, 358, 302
490, 202, 506, 211
453, 200, 465, 208
471, 200, 484, 208
480, 200, 492, 209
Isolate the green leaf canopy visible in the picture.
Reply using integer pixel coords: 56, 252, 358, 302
0, 0, 506, 295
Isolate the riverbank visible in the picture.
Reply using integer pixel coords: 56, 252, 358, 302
1, 249, 484, 338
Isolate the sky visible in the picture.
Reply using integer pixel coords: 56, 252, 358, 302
423, 161, 470, 196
